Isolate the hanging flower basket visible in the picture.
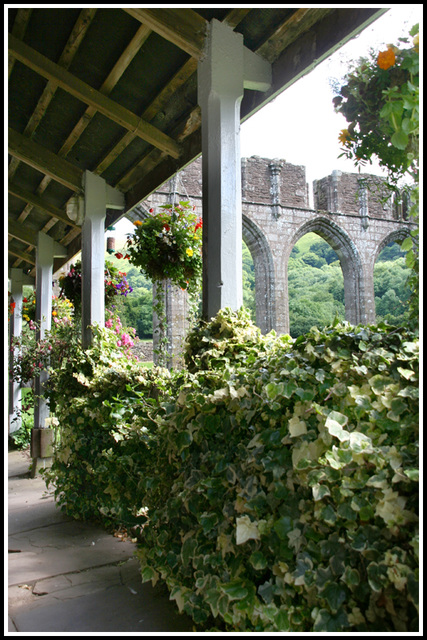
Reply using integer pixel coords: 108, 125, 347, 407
125, 201, 203, 367
125, 201, 203, 298
58, 260, 133, 313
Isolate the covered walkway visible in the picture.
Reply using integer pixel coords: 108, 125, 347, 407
7, 449, 193, 633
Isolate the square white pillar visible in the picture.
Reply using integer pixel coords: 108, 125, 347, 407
198, 19, 271, 320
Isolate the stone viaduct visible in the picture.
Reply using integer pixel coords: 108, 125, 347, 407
133, 156, 415, 357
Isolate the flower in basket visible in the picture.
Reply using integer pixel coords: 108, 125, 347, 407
58, 260, 133, 312
22, 295, 36, 322
125, 201, 203, 298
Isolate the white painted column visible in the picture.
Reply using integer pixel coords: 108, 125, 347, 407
8, 269, 34, 434
81, 171, 106, 348
81, 171, 124, 348
34, 232, 67, 431
198, 19, 271, 320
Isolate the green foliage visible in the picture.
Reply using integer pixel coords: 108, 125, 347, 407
333, 26, 419, 325
135, 312, 419, 632
43, 323, 167, 527
46, 308, 419, 632
9, 389, 34, 450
333, 27, 419, 181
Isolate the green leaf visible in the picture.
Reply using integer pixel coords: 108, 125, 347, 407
391, 129, 409, 150
312, 484, 331, 501
320, 582, 347, 612
249, 550, 268, 570
221, 580, 249, 601
274, 516, 293, 539
312, 608, 348, 632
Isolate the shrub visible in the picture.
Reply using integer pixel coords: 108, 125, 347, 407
43, 323, 170, 528
45, 308, 419, 632
136, 313, 419, 632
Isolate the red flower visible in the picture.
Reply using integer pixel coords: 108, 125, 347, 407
149, 208, 154, 213
115, 252, 123, 259
163, 224, 170, 232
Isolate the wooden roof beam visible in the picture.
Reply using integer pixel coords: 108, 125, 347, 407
8, 219, 37, 247
124, 8, 207, 59
9, 34, 181, 159
8, 182, 80, 229
8, 127, 83, 192
8, 9, 97, 183
8, 247, 36, 265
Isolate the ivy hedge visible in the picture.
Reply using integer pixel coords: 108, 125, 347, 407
44, 308, 419, 632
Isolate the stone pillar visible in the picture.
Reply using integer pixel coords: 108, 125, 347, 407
269, 160, 283, 219
8, 269, 34, 434
358, 177, 369, 230
198, 18, 271, 320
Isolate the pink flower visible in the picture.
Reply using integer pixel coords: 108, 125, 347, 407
105, 319, 113, 328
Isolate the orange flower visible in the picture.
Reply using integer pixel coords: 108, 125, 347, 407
133, 220, 143, 227
377, 47, 396, 70
338, 129, 353, 146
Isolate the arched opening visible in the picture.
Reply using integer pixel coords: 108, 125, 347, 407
288, 232, 345, 337
374, 232, 412, 325
243, 215, 276, 334
286, 217, 365, 336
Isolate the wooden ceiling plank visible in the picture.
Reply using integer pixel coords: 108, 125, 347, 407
255, 8, 333, 63
9, 34, 181, 159
11, 21, 150, 239
8, 219, 37, 247
60, 23, 152, 158
8, 246, 36, 265
8, 127, 83, 192
8, 182, 79, 229
223, 9, 251, 28
9, 9, 97, 182
95, 57, 197, 176
124, 8, 207, 59
94, 10, 244, 184
8, 8, 32, 78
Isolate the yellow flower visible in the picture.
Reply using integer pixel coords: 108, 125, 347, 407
23, 315, 30, 321
52, 311, 57, 317
413, 33, 419, 51
133, 220, 143, 227
186, 248, 194, 257
377, 47, 396, 70
338, 129, 353, 146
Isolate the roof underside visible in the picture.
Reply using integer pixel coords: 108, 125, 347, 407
7, 7, 387, 278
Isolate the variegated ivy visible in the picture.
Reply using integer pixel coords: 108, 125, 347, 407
136, 312, 419, 632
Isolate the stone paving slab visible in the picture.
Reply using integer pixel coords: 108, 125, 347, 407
7, 449, 194, 633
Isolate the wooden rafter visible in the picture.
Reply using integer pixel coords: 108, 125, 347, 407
8, 34, 181, 159
8, 9, 97, 183
110, 9, 249, 191
8, 127, 84, 192
123, 8, 207, 59
8, 8, 32, 78
8, 182, 80, 229
8, 247, 36, 265
8, 219, 37, 247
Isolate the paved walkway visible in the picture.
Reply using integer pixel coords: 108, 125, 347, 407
7, 448, 194, 633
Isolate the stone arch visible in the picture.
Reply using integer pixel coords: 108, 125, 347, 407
286, 216, 365, 326
242, 214, 275, 334
373, 227, 412, 264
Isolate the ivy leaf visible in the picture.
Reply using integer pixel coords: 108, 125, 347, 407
320, 582, 347, 612
221, 580, 249, 601
312, 608, 348, 632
